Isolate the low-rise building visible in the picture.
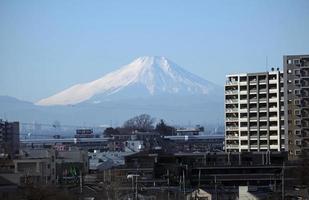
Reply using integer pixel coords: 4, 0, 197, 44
10, 148, 88, 185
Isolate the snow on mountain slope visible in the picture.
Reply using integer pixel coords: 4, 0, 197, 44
36, 56, 220, 106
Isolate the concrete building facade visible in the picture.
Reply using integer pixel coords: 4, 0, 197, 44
0, 120, 19, 158
283, 54, 309, 159
225, 70, 285, 152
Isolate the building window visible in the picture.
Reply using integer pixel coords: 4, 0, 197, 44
294, 90, 301, 95
294, 99, 301, 105
288, 59, 293, 64
287, 69, 292, 74
294, 79, 300, 85
294, 59, 301, 65
295, 120, 301, 126
295, 150, 301, 155
294, 109, 301, 115
295, 140, 302, 146
294, 69, 300, 75
295, 130, 301, 136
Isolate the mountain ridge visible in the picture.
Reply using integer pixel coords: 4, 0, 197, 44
36, 56, 221, 106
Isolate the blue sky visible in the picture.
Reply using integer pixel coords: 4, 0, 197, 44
1, 0, 309, 102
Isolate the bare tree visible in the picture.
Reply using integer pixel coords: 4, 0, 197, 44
123, 114, 155, 131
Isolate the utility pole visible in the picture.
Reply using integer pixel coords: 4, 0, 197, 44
183, 169, 185, 195
198, 169, 201, 188
215, 175, 218, 200
135, 175, 138, 200
167, 169, 170, 200
80, 171, 83, 193
281, 162, 285, 200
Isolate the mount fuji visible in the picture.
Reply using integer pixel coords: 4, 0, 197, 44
37, 56, 220, 106
0, 56, 223, 126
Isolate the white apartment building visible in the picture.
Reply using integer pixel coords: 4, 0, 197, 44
225, 70, 285, 152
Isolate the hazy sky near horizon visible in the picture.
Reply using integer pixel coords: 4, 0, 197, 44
1, 0, 309, 102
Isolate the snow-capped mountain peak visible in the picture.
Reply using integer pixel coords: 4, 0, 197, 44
36, 56, 219, 106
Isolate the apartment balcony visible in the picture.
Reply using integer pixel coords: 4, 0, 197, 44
250, 145, 258, 149
239, 81, 247, 86
269, 98, 278, 103
249, 135, 258, 140
240, 145, 249, 150
260, 126, 268, 130
260, 117, 268, 121
269, 89, 278, 93
249, 99, 258, 103
225, 90, 238, 95
226, 108, 238, 113
239, 117, 247, 122
249, 80, 257, 85
269, 116, 278, 121
259, 109, 267, 113
225, 135, 239, 140
239, 99, 248, 104
259, 80, 267, 84
270, 126, 278, 130
270, 135, 279, 140
226, 126, 239, 131
226, 144, 239, 149
260, 145, 269, 150
269, 107, 278, 112
239, 90, 247, 95
226, 117, 238, 122
249, 126, 258, 131
239, 127, 248, 131
249, 90, 257, 94
226, 81, 238, 86
249, 108, 258, 112
239, 136, 248, 140
260, 135, 267, 139
249, 117, 257, 121
259, 89, 267, 93
259, 98, 267, 102
270, 145, 279, 150
225, 99, 238, 104
269, 79, 278, 84
239, 109, 247, 113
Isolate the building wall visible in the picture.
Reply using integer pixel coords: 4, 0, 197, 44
284, 55, 309, 159
0, 120, 19, 158
225, 71, 284, 152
